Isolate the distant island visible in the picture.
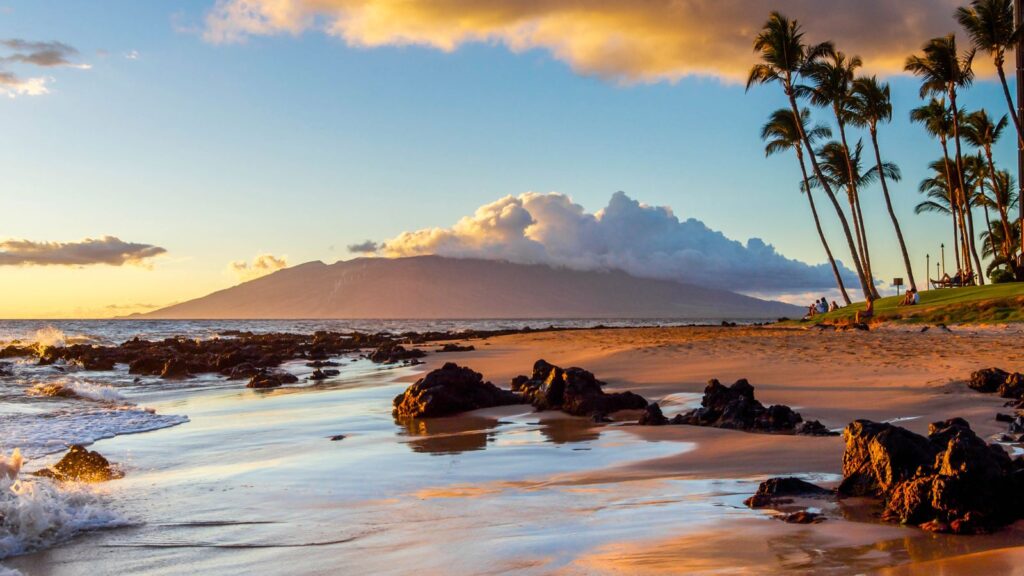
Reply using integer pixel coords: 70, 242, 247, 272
135, 256, 801, 320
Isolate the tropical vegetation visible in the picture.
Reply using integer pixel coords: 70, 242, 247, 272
748, 2, 1024, 308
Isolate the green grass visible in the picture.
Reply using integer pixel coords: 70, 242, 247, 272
787, 282, 1024, 326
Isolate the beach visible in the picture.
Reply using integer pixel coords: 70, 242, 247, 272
4, 323, 1024, 575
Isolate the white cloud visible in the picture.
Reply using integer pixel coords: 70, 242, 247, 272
378, 191, 857, 294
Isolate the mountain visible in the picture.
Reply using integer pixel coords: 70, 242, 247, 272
138, 256, 801, 320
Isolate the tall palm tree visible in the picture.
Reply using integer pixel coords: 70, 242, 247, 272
964, 153, 1000, 258
747, 12, 873, 300
962, 109, 1015, 257
911, 100, 964, 273
905, 35, 985, 284
956, 0, 1024, 147
761, 108, 852, 304
799, 50, 879, 297
850, 75, 916, 291
979, 170, 1022, 274
957, 0, 1024, 264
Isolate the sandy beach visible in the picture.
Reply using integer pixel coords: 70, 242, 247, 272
5, 324, 1024, 575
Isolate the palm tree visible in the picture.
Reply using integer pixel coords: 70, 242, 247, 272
962, 109, 1015, 257
850, 75, 916, 291
747, 12, 873, 300
799, 50, 879, 298
956, 0, 1024, 148
761, 108, 852, 304
917, 160, 966, 276
911, 99, 964, 274
905, 35, 985, 284
980, 171, 1022, 275
964, 153, 1000, 258
957, 0, 1024, 264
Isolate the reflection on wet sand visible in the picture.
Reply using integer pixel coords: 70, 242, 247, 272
397, 412, 604, 455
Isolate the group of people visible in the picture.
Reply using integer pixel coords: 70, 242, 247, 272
899, 288, 920, 306
806, 297, 840, 318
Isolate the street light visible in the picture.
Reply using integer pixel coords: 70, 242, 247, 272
941, 243, 946, 276
926, 254, 930, 290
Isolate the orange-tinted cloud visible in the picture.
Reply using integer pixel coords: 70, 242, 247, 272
204, 0, 964, 82
228, 253, 288, 281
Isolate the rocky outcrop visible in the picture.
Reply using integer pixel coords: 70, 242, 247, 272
369, 344, 426, 364
33, 445, 120, 482
511, 360, 647, 417
650, 379, 837, 436
160, 358, 190, 379
247, 369, 299, 389
638, 403, 669, 426
967, 367, 1024, 398
438, 344, 475, 353
839, 418, 1024, 534
393, 363, 523, 419
309, 368, 340, 381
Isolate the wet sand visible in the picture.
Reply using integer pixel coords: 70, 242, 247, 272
7, 324, 1024, 575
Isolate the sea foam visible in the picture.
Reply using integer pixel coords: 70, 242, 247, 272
0, 467, 127, 559
27, 380, 126, 404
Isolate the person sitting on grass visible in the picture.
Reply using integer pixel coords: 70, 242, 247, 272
816, 298, 828, 314
829, 300, 840, 312
855, 298, 874, 324
899, 288, 916, 306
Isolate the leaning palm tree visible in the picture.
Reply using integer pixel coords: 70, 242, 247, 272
747, 12, 872, 299
761, 108, 852, 304
956, 0, 1024, 147
850, 75, 916, 291
905, 35, 985, 284
911, 99, 963, 273
799, 50, 879, 297
962, 109, 1015, 257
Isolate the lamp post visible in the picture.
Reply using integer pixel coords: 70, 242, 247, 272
941, 243, 946, 276
926, 254, 930, 290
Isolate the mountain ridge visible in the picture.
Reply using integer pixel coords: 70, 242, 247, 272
137, 256, 801, 320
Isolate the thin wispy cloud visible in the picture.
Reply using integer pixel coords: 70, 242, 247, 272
0, 37, 90, 97
228, 253, 288, 281
203, 0, 962, 82
375, 191, 858, 294
0, 236, 167, 267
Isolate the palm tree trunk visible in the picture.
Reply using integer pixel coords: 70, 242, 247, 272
983, 146, 1014, 258
870, 129, 916, 290
963, 194, 985, 284
786, 93, 872, 300
982, 198, 997, 257
940, 140, 962, 273
949, 91, 985, 284
796, 149, 852, 304
836, 119, 879, 298
996, 63, 1024, 148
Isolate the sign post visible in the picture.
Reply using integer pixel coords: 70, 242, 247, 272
893, 277, 904, 297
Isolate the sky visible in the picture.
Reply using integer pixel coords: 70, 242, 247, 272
0, 0, 1019, 318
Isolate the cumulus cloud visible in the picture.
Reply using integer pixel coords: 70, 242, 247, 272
229, 253, 289, 281
203, 0, 962, 82
0, 38, 89, 98
347, 240, 380, 254
376, 191, 857, 295
0, 236, 167, 267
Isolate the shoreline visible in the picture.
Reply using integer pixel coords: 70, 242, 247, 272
4, 324, 1024, 574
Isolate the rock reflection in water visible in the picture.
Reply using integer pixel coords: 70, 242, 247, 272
397, 413, 603, 455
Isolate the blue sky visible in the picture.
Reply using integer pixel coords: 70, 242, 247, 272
0, 0, 1017, 316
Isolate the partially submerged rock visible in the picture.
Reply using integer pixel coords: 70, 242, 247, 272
638, 403, 669, 426
309, 368, 340, 381
653, 379, 837, 436
247, 369, 299, 389
393, 362, 523, 419
744, 477, 833, 508
511, 360, 647, 417
33, 445, 120, 482
839, 418, 1024, 534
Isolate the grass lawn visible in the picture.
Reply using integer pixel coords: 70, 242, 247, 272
789, 282, 1024, 325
